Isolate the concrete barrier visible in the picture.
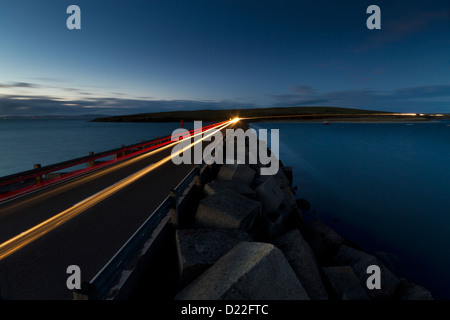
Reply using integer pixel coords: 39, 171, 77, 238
396, 278, 433, 300
203, 180, 256, 199
176, 229, 253, 287
273, 229, 329, 300
332, 245, 401, 299
322, 266, 370, 300
273, 166, 291, 188
175, 241, 310, 300
280, 186, 297, 213
112, 122, 434, 301
216, 164, 256, 184
194, 190, 261, 230
304, 232, 330, 266
255, 176, 284, 213
308, 219, 346, 251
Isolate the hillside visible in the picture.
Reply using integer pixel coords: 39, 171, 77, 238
91, 106, 402, 123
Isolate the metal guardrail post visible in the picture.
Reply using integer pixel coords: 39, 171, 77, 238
33, 164, 43, 184
87, 152, 95, 168
114, 145, 124, 160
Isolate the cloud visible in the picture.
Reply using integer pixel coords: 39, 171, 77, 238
0, 94, 256, 117
289, 85, 316, 95
1, 84, 449, 117
0, 82, 40, 89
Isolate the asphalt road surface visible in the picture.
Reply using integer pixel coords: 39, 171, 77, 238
0, 142, 198, 299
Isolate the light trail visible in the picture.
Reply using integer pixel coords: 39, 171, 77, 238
0, 121, 228, 213
0, 121, 233, 261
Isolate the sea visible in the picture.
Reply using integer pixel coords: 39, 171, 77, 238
1, 118, 449, 299
251, 120, 450, 299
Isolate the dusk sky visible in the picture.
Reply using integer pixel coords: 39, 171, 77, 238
0, 0, 449, 116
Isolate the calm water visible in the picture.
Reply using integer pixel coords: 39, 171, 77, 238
0, 119, 185, 177
252, 121, 450, 299
1, 119, 449, 298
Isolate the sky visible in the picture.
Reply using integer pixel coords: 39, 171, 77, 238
0, 0, 449, 116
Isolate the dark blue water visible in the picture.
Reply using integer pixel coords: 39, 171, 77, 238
252, 121, 450, 299
0, 119, 183, 177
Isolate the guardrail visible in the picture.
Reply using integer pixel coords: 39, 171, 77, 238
0, 121, 225, 202
74, 162, 213, 300
68, 121, 231, 299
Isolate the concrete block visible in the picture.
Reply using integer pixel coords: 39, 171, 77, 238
175, 241, 310, 300
195, 190, 261, 230
255, 176, 284, 213
274, 166, 290, 188
333, 245, 401, 299
251, 214, 279, 240
203, 180, 256, 199
396, 278, 433, 300
282, 166, 293, 187
176, 229, 253, 287
274, 229, 328, 300
306, 232, 330, 265
296, 198, 311, 210
322, 266, 370, 300
375, 251, 401, 274
216, 164, 256, 184
279, 186, 297, 214
308, 220, 346, 251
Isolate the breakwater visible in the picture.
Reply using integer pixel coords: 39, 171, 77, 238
170, 155, 434, 300
74, 121, 433, 300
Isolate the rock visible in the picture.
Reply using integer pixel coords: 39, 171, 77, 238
254, 166, 290, 189
396, 278, 433, 300
282, 166, 293, 187
305, 232, 330, 265
308, 220, 346, 251
273, 230, 328, 300
203, 180, 256, 199
296, 198, 311, 211
280, 187, 297, 213
216, 164, 256, 184
176, 229, 253, 287
333, 245, 401, 299
195, 190, 261, 230
255, 176, 284, 213
273, 166, 290, 188
251, 214, 285, 240
374, 251, 401, 274
322, 266, 370, 300
175, 241, 310, 300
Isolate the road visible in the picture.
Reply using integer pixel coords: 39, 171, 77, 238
0, 122, 231, 299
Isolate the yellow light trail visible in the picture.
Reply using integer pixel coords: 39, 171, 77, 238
0, 123, 222, 214
0, 121, 233, 261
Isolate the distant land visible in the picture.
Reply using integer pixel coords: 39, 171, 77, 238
1, 114, 109, 120
91, 107, 449, 123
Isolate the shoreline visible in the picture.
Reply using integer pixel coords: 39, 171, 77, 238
247, 118, 449, 124
249, 119, 436, 124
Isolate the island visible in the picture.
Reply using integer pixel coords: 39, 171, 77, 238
90, 106, 448, 123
